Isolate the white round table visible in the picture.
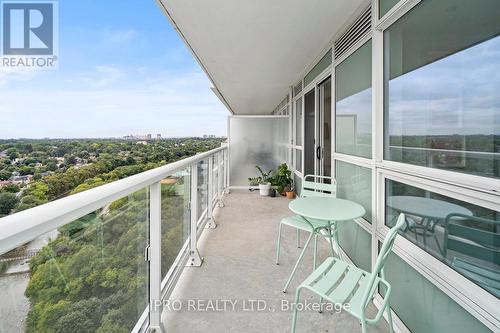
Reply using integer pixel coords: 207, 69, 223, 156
386, 196, 472, 221
386, 196, 472, 255
281, 197, 365, 292
289, 196, 366, 224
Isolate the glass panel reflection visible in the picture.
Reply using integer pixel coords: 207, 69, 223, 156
161, 169, 190, 279
197, 159, 208, 222
385, 179, 500, 298
335, 41, 372, 159
336, 161, 372, 223
295, 97, 303, 147
384, 0, 500, 179
0, 189, 149, 332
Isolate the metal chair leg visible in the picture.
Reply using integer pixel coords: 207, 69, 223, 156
291, 287, 303, 333
283, 232, 313, 293
296, 229, 301, 248
361, 321, 368, 333
276, 223, 283, 265
313, 233, 318, 270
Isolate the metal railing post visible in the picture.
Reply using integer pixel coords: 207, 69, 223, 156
187, 163, 203, 266
224, 149, 230, 193
149, 182, 165, 333
217, 151, 225, 207
206, 156, 216, 229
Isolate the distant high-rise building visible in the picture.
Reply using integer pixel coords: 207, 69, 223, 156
156, 134, 162, 140
124, 133, 157, 140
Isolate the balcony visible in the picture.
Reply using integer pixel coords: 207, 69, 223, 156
0, 145, 393, 333
162, 189, 388, 332
1, 0, 499, 332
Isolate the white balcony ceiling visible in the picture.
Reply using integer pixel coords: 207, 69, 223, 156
158, 0, 368, 115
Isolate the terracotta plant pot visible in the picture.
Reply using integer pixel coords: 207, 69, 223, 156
285, 191, 295, 199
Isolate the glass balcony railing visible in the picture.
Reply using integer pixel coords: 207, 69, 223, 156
0, 146, 228, 333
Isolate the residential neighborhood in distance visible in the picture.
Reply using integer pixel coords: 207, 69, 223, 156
0, 137, 225, 217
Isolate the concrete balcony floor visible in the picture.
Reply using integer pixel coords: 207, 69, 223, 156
163, 190, 388, 333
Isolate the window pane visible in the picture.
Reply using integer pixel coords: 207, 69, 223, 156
1, 189, 150, 332
304, 90, 315, 176
338, 222, 371, 272
197, 159, 208, 222
379, 0, 400, 18
385, 179, 500, 298
293, 81, 303, 97
384, 0, 500, 179
304, 50, 332, 87
335, 41, 372, 159
295, 97, 303, 146
383, 250, 492, 333
336, 160, 372, 222
294, 149, 302, 174
161, 170, 190, 278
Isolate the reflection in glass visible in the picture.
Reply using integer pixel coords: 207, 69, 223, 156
384, 0, 500, 179
335, 41, 372, 159
385, 179, 500, 298
294, 149, 302, 174
304, 89, 316, 176
161, 169, 190, 278
1, 189, 150, 332
197, 159, 208, 222
320, 78, 332, 178
304, 50, 331, 87
295, 97, 303, 147
379, 0, 400, 18
336, 161, 372, 222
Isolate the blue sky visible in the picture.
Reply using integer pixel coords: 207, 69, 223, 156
388, 36, 500, 136
335, 36, 499, 138
0, 0, 227, 138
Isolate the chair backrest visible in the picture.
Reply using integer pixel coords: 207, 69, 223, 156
361, 213, 406, 307
444, 213, 500, 263
444, 213, 500, 296
301, 174, 336, 198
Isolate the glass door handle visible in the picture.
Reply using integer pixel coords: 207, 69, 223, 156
316, 146, 321, 160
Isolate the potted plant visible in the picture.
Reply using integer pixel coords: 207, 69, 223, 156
248, 176, 260, 187
284, 183, 295, 199
272, 163, 293, 196
249, 165, 273, 196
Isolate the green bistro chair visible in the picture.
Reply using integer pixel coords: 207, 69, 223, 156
275, 175, 337, 293
291, 213, 406, 333
443, 213, 500, 297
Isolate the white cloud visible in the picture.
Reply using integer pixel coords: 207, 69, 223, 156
75, 65, 126, 88
0, 69, 38, 86
103, 29, 138, 43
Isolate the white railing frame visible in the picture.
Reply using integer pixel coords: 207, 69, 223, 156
0, 146, 228, 333
0, 146, 226, 255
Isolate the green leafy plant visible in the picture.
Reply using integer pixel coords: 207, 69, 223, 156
248, 165, 274, 185
271, 163, 293, 194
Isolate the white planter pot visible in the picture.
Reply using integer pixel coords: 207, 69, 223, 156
258, 183, 271, 196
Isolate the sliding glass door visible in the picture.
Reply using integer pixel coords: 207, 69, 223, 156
318, 77, 332, 179
304, 89, 316, 177
303, 77, 332, 179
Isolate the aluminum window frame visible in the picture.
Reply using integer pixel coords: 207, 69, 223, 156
375, 168, 500, 331
292, 90, 304, 177
283, 1, 500, 330
369, 0, 500, 331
